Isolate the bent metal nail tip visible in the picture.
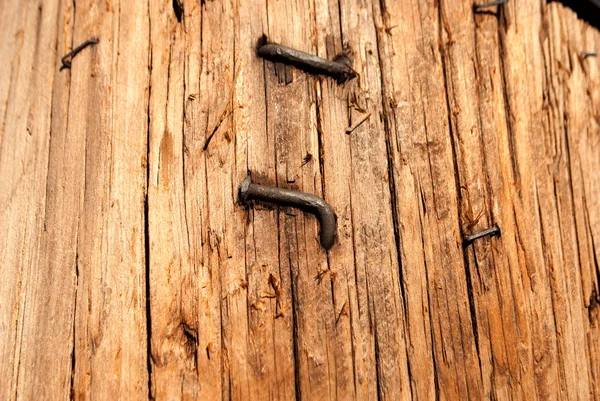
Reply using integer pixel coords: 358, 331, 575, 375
239, 176, 337, 250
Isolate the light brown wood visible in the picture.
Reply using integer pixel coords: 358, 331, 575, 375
2, 0, 600, 400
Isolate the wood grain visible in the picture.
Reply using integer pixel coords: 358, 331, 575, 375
1, 0, 600, 400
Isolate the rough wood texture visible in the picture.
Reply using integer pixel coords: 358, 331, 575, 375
2, 0, 600, 400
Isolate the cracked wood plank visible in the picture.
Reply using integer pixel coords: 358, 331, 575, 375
577, 14, 600, 400
147, 0, 196, 399
442, 0, 538, 399
2, 0, 600, 400
0, 0, 67, 399
264, 1, 339, 400
375, 0, 483, 399
68, 0, 151, 399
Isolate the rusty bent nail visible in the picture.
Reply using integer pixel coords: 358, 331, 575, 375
257, 42, 356, 84
61, 37, 99, 70
581, 51, 598, 60
473, 0, 509, 10
239, 176, 337, 250
463, 226, 501, 248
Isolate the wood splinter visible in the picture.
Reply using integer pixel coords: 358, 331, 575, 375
346, 112, 371, 134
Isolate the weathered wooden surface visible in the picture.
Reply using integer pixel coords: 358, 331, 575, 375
2, 0, 600, 399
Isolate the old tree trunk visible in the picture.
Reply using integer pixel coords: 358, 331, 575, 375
2, 0, 600, 399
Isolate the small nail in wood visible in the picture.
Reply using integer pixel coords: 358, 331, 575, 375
61, 38, 99, 70
463, 226, 501, 247
473, 0, 509, 10
580, 51, 597, 60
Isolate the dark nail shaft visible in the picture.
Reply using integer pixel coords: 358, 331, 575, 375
581, 51, 597, 59
257, 43, 356, 83
239, 176, 337, 250
473, 0, 509, 10
61, 38, 99, 69
463, 226, 501, 247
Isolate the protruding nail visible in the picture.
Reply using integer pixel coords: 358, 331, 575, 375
473, 0, 509, 11
580, 51, 598, 60
239, 176, 337, 250
257, 39, 356, 84
61, 37, 99, 70
463, 226, 501, 247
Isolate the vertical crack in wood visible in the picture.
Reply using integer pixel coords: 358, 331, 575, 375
144, 183, 153, 400
314, 78, 336, 322
437, 0, 485, 394
371, 0, 415, 398
287, 242, 302, 401
172, 0, 183, 23
471, 1, 496, 228
145, 1, 153, 395
497, 7, 521, 195
13, 0, 45, 388
587, 194, 600, 293
459, 5, 497, 388
70, 250, 79, 400
336, 0, 344, 45
421, 220, 442, 401
67, 0, 79, 395
371, 294, 383, 401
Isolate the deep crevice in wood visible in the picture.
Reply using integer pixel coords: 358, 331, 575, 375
172, 0, 183, 23
372, 2, 416, 396
438, 0, 485, 388
70, 252, 79, 401
145, 8, 154, 394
